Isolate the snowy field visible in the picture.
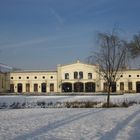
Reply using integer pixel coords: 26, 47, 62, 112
0, 94, 140, 140
0, 105, 140, 140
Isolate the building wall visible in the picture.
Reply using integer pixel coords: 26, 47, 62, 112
1, 60, 140, 93
0, 72, 9, 93
116, 70, 140, 93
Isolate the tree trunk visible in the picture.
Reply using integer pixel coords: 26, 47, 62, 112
107, 84, 111, 107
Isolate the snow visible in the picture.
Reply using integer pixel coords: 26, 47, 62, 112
0, 93, 140, 106
0, 94, 140, 140
0, 105, 140, 140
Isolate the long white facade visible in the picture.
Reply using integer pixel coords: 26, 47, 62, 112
1, 60, 140, 93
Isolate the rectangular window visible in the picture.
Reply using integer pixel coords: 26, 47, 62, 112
26, 83, 30, 92
2, 78, 3, 88
128, 82, 132, 90
88, 73, 92, 79
34, 84, 38, 92
50, 83, 54, 92
10, 84, 14, 93
103, 83, 107, 92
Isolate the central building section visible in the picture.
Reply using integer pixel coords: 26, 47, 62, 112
57, 60, 99, 93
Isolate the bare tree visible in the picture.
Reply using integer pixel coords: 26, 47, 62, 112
88, 31, 128, 107
128, 32, 140, 58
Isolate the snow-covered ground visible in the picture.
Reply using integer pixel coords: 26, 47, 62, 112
0, 105, 140, 140
0, 94, 140, 140
0, 93, 140, 105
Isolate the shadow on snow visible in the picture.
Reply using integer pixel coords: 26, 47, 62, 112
98, 108, 140, 140
13, 109, 104, 140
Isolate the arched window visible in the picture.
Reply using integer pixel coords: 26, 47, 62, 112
88, 73, 92, 79
74, 72, 78, 79
79, 71, 83, 79
65, 73, 69, 79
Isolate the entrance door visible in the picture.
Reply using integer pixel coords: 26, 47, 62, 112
136, 82, 140, 93
41, 83, 46, 92
62, 83, 72, 92
74, 82, 84, 92
85, 82, 95, 92
111, 82, 116, 92
103, 82, 116, 92
17, 83, 22, 93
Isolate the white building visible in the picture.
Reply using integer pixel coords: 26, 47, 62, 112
1, 60, 140, 93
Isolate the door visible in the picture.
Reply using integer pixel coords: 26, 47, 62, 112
17, 83, 22, 93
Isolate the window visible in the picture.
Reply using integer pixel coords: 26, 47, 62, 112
19, 77, 21, 79
74, 72, 78, 79
65, 73, 69, 79
128, 82, 132, 90
34, 76, 37, 79
50, 76, 53, 79
26, 83, 30, 92
27, 76, 29, 79
11, 77, 13, 79
10, 84, 14, 92
34, 84, 38, 92
88, 73, 92, 79
2, 78, 3, 88
120, 82, 124, 91
42, 76, 45, 79
137, 75, 139, 77
104, 75, 107, 78
79, 71, 83, 79
103, 83, 107, 92
120, 75, 123, 77
50, 83, 54, 92
129, 75, 131, 77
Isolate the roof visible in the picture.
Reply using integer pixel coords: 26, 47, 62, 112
58, 60, 97, 67
11, 70, 57, 73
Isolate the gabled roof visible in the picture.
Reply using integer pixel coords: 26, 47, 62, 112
58, 60, 97, 67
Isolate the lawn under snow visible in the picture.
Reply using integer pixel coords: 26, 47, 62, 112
0, 94, 140, 140
1, 93, 140, 106
0, 105, 140, 140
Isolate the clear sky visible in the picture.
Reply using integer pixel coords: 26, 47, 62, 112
0, 0, 140, 70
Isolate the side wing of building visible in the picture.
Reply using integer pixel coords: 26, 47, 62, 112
10, 71, 57, 93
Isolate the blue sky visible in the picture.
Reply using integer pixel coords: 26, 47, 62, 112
0, 0, 140, 70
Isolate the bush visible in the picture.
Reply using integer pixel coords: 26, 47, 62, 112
0, 103, 8, 109
64, 101, 101, 108
9, 102, 22, 109
102, 102, 119, 108
37, 101, 46, 108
